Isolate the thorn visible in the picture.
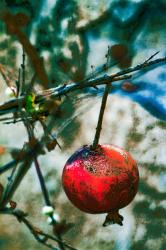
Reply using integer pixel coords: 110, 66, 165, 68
144, 51, 160, 64
64, 93, 70, 99
91, 65, 95, 79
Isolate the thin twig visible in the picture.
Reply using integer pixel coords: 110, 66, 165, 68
21, 47, 26, 95
34, 156, 52, 206
110, 56, 165, 78
144, 51, 159, 63
0, 160, 33, 208
40, 119, 62, 149
16, 68, 21, 96
0, 160, 17, 175
0, 208, 77, 250
92, 83, 112, 149
2, 162, 18, 203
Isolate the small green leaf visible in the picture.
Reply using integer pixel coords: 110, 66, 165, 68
25, 93, 36, 113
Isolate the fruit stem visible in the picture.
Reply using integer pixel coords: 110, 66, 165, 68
92, 83, 112, 149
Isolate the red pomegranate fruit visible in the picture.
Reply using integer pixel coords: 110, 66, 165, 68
62, 144, 139, 226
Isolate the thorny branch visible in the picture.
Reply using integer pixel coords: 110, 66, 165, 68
0, 56, 165, 117
0, 208, 77, 250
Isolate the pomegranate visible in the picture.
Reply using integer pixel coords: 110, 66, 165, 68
62, 144, 139, 226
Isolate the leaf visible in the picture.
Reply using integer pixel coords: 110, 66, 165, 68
9, 200, 17, 209
46, 140, 57, 152
25, 93, 36, 114
121, 81, 138, 92
110, 44, 132, 68
111, 44, 128, 60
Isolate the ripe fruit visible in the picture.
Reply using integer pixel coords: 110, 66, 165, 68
62, 144, 139, 226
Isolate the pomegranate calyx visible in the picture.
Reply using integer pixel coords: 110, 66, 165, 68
103, 210, 124, 227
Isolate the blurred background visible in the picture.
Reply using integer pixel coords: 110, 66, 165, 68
0, 0, 166, 249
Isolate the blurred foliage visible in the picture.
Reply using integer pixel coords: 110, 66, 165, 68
0, 0, 166, 250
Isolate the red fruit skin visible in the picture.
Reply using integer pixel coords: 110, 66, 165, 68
62, 144, 139, 214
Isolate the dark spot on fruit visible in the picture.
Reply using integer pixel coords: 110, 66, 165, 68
86, 164, 96, 174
